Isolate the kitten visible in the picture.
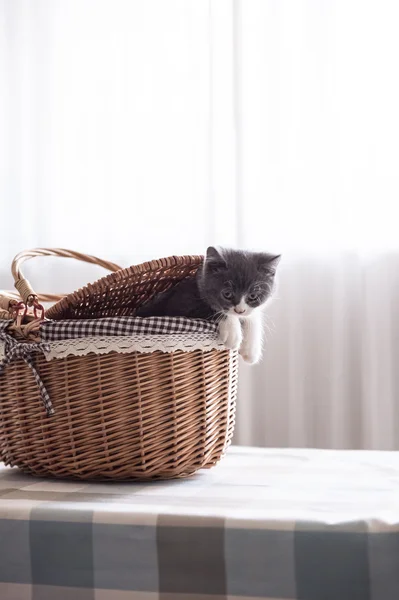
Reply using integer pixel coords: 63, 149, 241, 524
136, 246, 281, 363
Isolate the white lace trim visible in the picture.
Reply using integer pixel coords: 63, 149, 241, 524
0, 334, 226, 363
44, 333, 225, 361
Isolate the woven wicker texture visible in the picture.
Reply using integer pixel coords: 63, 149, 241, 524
0, 249, 237, 480
45, 252, 203, 320
0, 349, 237, 480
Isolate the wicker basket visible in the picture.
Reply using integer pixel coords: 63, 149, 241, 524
0, 249, 237, 480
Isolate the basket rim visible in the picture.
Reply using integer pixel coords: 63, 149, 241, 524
45, 254, 204, 320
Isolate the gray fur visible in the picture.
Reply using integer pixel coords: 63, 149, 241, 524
136, 247, 281, 319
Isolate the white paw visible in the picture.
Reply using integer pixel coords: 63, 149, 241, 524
239, 343, 262, 364
219, 318, 242, 350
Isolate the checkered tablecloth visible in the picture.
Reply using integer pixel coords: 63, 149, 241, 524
41, 316, 219, 342
1, 446, 399, 600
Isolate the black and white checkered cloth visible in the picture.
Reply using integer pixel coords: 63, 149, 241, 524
41, 315, 218, 342
0, 320, 11, 333
0, 320, 53, 416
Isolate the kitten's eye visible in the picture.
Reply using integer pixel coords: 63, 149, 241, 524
248, 293, 258, 302
222, 290, 233, 300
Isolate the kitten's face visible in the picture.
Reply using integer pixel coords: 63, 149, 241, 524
199, 247, 281, 318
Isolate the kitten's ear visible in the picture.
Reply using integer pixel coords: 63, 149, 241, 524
258, 253, 281, 274
205, 246, 227, 272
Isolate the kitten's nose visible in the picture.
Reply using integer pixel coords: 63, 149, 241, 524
234, 307, 246, 314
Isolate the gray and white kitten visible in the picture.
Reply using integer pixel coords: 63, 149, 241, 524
136, 246, 281, 363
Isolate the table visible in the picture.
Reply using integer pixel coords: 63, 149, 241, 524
1, 446, 399, 600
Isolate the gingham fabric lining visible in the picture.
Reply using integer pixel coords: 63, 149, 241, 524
41, 315, 219, 342
0, 320, 53, 416
0, 320, 12, 333
39, 316, 224, 359
0, 320, 8, 362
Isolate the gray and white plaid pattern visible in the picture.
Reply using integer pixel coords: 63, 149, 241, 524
0, 446, 398, 600
41, 315, 218, 342
0, 321, 53, 416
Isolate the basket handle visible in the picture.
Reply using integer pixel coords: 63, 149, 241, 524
11, 248, 122, 304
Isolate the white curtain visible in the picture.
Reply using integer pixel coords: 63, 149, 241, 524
1, 0, 399, 449
234, 0, 399, 450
